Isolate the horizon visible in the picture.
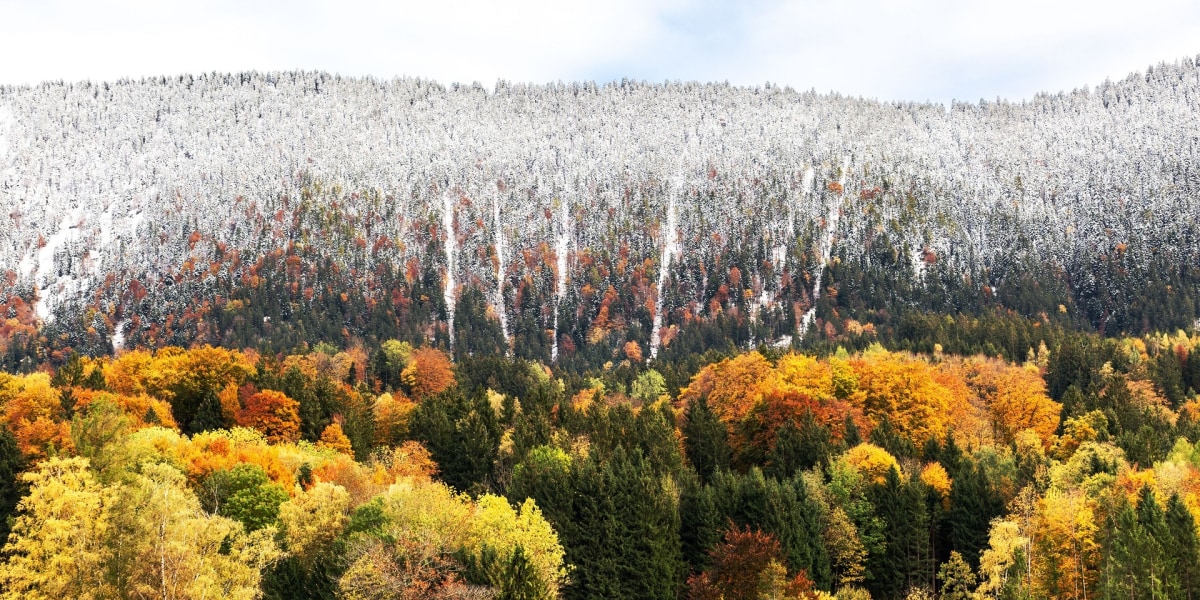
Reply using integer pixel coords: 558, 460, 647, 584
3, 1, 1199, 105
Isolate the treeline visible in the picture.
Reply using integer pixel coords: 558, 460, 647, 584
1, 329, 1200, 597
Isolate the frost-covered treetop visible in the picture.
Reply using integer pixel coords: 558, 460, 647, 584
1, 60, 1198, 339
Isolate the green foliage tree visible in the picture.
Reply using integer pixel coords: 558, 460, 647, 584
866, 467, 932, 599
201, 463, 290, 532
409, 387, 501, 492
0, 425, 24, 545
683, 395, 730, 485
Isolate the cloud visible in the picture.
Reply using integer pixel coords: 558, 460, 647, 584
1, 0, 1198, 102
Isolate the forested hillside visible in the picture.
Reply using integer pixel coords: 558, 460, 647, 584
3, 58, 1200, 371
2, 331, 1200, 598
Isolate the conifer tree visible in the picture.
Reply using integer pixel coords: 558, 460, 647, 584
866, 467, 932, 599
947, 460, 1004, 570
1166, 492, 1200, 600
683, 395, 730, 485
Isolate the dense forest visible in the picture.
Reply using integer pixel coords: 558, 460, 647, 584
1, 325, 1200, 598
3, 58, 1200, 374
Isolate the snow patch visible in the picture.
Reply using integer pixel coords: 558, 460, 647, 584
111, 319, 129, 352
35, 212, 84, 322
650, 177, 682, 361
798, 155, 850, 342
442, 192, 456, 351
551, 199, 571, 362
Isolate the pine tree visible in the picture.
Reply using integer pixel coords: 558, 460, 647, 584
947, 460, 1004, 571
0, 425, 27, 545
683, 395, 730, 485
1166, 493, 1200, 600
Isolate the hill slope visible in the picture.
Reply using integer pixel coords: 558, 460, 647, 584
2, 60, 1199, 363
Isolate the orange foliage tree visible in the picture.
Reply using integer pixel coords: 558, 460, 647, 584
401, 348, 455, 401
238, 390, 301, 443
677, 351, 776, 426
850, 351, 961, 446
318, 423, 354, 456
686, 524, 815, 600
967, 359, 1062, 447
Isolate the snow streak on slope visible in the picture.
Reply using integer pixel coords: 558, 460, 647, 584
34, 212, 85, 322
443, 192, 456, 351
493, 191, 511, 352
0, 104, 13, 163
650, 178, 681, 361
551, 199, 570, 362
798, 156, 849, 342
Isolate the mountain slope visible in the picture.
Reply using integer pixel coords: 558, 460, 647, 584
2, 60, 1199, 364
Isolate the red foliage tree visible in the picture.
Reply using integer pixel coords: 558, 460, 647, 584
238, 389, 301, 443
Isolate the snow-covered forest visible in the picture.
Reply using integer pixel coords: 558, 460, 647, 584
2, 58, 1199, 364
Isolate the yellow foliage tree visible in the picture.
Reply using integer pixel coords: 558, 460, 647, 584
112, 461, 281, 600
0, 457, 112, 600
1031, 489, 1099, 599
843, 443, 901, 484
851, 352, 957, 446
318, 423, 355, 456
278, 481, 351, 562
920, 462, 952, 508
969, 360, 1061, 447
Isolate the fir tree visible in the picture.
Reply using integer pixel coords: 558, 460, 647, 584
683, 395, 730, 485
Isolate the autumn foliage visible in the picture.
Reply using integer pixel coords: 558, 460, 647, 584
401, 347, 455, 400
238, 389, 301, 443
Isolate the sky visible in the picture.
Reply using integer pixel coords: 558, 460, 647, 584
2, 0, 1199, 104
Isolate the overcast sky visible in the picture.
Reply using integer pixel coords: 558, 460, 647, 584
2, 0, 1199, 104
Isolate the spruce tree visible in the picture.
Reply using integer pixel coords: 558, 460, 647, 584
767, 411, 831, 478
0, 425, 26, 545
866, 467, 932, 599
683, 395, 730, 485
947, 460, 1004, 570
1166, 493, 1200, 600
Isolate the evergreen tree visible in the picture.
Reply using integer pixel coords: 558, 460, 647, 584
1103, 488, 1172, 599
766, 411, 832, 478
947, 460, 1004, 570
1166, 493, 1200, 600
682, 395, 730, 485
866, 467, 932, 599
0, 425, 26, 545
409, 387, 501, 492
188, 388, 226, 434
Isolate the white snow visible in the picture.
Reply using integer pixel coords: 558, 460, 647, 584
0, 105, 13, 162
34, 212, 84, 322
442, 191, 456, 351
493, 191, 511, 353
798, 155, 850, 342
111, 319, 128, 351
650, 178, 682, 361
551, 199, 570, 362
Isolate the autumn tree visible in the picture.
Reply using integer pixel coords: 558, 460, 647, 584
0, 457, 112, 600
686, 525, 813, 600
402, 347, 455, 400
238, 389, 302, 443
318, 422, 355, 456
110, 461, 281, 599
